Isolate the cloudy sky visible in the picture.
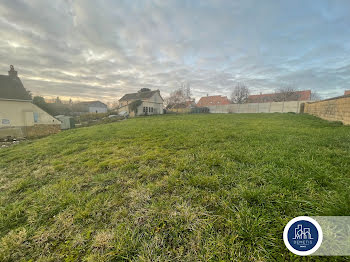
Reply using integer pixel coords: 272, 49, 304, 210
1, 0, 350, 102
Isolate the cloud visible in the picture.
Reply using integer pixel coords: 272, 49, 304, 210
0, 0, 350, 102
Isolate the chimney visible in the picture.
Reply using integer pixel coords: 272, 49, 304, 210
8, 65, 18, 78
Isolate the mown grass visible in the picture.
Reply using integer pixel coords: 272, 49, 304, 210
0, 113, 349, 261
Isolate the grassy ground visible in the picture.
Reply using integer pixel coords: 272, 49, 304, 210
0, 114, 349, 261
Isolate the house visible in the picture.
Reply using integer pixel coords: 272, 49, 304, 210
0, 66, 61, 138
73, 101, 107, 114
196, 95, 231, 107
344, 90, 350, 96
247, 90, 311, 103
118, 89, 164, 116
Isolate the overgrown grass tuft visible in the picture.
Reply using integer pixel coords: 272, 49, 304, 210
0, 114, 349, 261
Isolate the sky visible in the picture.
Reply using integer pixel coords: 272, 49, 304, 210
0, 0, 350, 102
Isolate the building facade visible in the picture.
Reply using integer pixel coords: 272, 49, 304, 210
74, 101, 108, 114
0, 66, 61, 138
118, 89, 164, 117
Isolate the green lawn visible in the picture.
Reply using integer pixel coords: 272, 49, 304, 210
0, 114, 349, 261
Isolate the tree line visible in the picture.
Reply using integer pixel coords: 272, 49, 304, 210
165, 83, 321, 108
32, 96, 92, 116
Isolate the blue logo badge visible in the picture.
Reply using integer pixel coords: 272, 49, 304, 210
283, 216, 323, 256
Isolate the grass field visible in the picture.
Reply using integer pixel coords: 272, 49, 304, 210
0, 114, 349, 261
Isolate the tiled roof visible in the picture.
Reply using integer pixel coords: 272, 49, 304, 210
247, 90, 311, 103
119, 90, 161, 101
0, 75, 32, 101
196, 95, 231, 107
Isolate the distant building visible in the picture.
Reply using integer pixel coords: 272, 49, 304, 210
118, 89, 164, 116
345, 90, 350, 96
55, 115, 75, 130
196, 95, 231, 107
74, 101, 108, 114
0, 66, 61, 138
247, 90, 311, 103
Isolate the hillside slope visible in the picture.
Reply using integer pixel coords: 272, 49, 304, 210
0, 114, 349, 261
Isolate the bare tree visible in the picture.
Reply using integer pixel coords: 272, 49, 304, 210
273, 86, 300, 102
106, 101, 120, 109
310, 91, 322, 101
55, 96, 62, 104
182, 82, 191, 99
231, 83, 250, 104
166, 83, 192, 109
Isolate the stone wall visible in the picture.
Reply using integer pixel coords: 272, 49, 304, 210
0, 124, 61, 139
0, 125, 60, 139
304, 96, 350, 125
0, 127, 24, 139
24, 124, 61, 138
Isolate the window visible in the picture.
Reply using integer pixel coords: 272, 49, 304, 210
143, 107, 146, 112
1, 119, 10, 125
34, 112, 39, 123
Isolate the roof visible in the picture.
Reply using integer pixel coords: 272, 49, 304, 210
196, 95, 231, 107
75, 101, 107, 107
0, 75, 32, 101
307, 93, 350, 103
247, 90, 311, 103
119, 90, 161, 101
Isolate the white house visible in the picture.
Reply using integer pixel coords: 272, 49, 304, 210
0, 66, 61, 138
118, 89, 164, 116
74, 101, 108, 114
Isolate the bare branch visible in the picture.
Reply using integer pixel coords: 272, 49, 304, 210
231, 83, 250, 104
310, 91, 322, 101
166, 83, 193, 109
273, 86, 300, 102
